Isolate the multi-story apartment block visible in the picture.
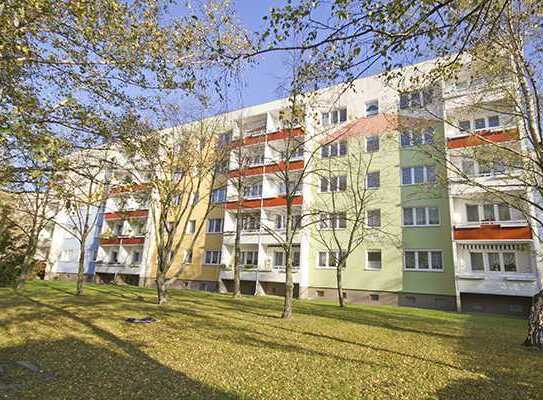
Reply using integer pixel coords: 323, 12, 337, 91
44, 58, 543, 315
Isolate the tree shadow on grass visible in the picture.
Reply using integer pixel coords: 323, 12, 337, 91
5, 294, 241, 400
0, 338, 240, 400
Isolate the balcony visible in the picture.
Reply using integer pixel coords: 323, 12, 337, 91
219, 264, 300, 283
228, 159, 304, 178
100, 236, 146, 246
447, 128, 519, 149
454, 242, 537, 297
94, 261, 142, 275
231, 127, 304, 147
453, 224, 532, 241
104, 209, 149, 220
225, 195, 303, 210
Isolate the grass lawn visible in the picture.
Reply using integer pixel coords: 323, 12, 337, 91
0, 281, 541, 400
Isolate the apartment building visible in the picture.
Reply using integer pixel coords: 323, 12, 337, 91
44, 58, 542, 315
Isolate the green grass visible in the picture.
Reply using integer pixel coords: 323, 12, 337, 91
0, 281, 541, 399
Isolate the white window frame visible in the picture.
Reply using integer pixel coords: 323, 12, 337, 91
366, 171, 380, 189
465, 203, 521, 224
402, 206, 440, 227
317, 250, 345, 269
367, 209, 381, 227
321, 108, 347, 126
401, 166, 436, 185
319, 176, 347, 193
204, 250, 222, 265
321, 140, 348, 158
212, 187, 227, 203
400, 128, 434, 147
456, 114, 502, 135
365, 100, 379, 117
207, 218, 223, 233
366, 135, 380, 152
239, 251, 259, 266
403, 250, 444, 272
187, 220, 196, 234
469, 251, 518, 273
319, 212, 347, 229
366, 250, 382, 270
273, 250, 301, 267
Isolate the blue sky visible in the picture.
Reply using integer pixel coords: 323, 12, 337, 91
227, 1, 295, 107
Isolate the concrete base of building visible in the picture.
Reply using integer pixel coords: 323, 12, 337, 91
220, 279, 300, 297
45, 272, 94, 283
95, 273, 139, 286
306, 287, 457, 311
460, 293, 532, 316
139, 277, 218, 293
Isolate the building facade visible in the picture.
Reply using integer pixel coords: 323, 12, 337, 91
45, 58, 543, 315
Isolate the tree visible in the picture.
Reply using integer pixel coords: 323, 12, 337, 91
312, 135, 396, 307
118, 113, 225, 304
1, 139, 63, 288
52, 151, 110, 295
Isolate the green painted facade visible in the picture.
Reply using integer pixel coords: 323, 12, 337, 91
307, 121, 456, 297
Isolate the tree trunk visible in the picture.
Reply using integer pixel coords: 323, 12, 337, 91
16, 241, 37, 289
336, 262, 345, 307
233, 206, 242, 297
156, 274, 168, 305
524, 290, 543, 348
281, 251, 293, 319
75, 246, 86, 296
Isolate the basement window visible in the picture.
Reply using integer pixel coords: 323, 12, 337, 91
370, 294, 380, 302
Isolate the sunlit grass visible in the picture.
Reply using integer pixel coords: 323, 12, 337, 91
0, 280, 541, 399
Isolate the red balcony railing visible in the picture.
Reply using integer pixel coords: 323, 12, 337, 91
453, 224, 532, 240
447, 128, 519, 149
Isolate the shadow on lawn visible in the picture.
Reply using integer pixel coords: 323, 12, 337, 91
0, 338, 239, 400
4, 294, 240, 400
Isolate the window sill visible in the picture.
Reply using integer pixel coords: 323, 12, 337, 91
364, 267, 382, 271
402, 224, 441, 228
316, 266, 338, 270
403, 268, 444, 273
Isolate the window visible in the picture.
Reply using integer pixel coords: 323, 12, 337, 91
488, 115, 500, 128
367, 209, 381, 227
366, 135, 379, 152
114, 223, 124, 235
458, 115, 502, 134
275, 214, 302, 230
321, 140, 347, 158
187, 220, 196, 234
365, 100, 379, 116
273, 251, 284, 267
110, 250, 119, 264
218, 131, 232, 145
367, 250, 382, 270
470, 252, 485, 272
466, 204, 479, 222
240, 251, 258, 266
319, 213, 347, 229
459, 120, 471, 132
321, 108, 347, 126
465, 203, 519, 224
320, 176, 347, 192
403, 207, 439, 226
241, 214, 260, 231
211, 187, 227, 203
192, 192, 199, 204
204, 250, 221, 265
470, 251, 517, 272
400, 129, 434, 147
318, 251, 345, 268
273, 250, 301, 267
474, 118, 486, 130
132, 251, 141, 264
399, 88, 433, 109
207, 218, 223, 233
185, 249, 193, 263
401, 166, 436, 185
404, 250, 443, 271
366, 171, 380, 188
243, 183, 263, 199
